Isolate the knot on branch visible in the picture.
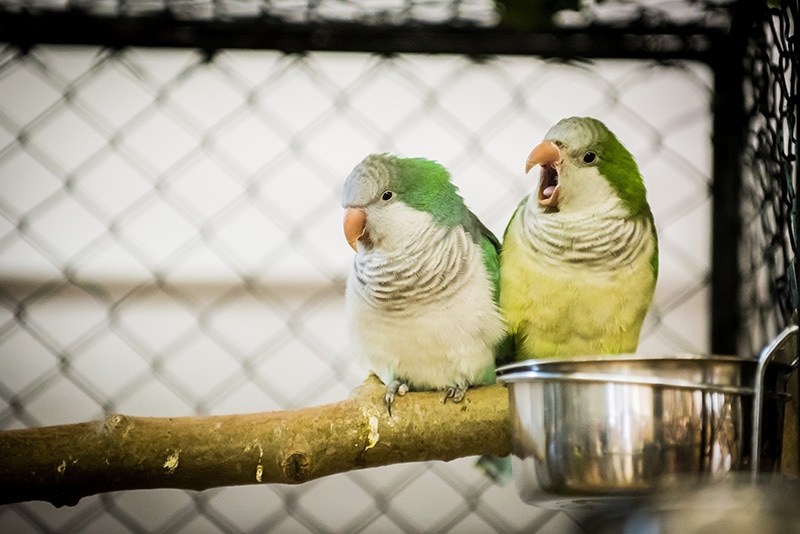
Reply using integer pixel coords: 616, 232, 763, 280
282, 452, 310, 483
98, 413, 132, 437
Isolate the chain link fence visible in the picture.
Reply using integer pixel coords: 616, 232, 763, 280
739, 1, 799, 357
0, 0, 793, 532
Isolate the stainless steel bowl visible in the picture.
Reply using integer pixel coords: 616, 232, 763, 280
498, 356, 749, 503
496, 327, 799, 506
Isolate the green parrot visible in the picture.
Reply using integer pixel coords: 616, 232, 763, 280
501, 116, 658, 360
342, 154, 512, 415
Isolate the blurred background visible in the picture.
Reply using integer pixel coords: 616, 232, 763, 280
0, 1, 795, 532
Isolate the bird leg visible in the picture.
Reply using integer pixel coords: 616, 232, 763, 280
443, 385, 468, 404
384, 380, 408, 416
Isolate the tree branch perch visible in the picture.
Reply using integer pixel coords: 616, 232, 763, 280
0, 376, 511, 507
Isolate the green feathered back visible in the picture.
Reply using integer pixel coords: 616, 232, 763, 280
395, 157, 514, 364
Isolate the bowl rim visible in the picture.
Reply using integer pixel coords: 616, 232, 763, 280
495, 369, 755, 394
496, 353, 754, 374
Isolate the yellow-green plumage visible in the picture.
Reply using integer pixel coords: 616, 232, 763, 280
501, 213, 656, 358
501, 117, 658, 360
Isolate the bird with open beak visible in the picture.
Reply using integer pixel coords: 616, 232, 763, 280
500, 116, 659, 360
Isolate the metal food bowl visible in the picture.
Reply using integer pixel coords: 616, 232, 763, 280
496, 326, 798, 506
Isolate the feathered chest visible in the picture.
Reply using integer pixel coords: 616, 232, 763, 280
501, 198, 658, 357
348, 225, 481, 314
516, 200, 656, 271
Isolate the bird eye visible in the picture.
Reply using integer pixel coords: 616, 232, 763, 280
381, 191, 394, 201
583, 152, 597, 164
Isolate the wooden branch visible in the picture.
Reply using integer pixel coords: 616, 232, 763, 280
0, 376, 511, 507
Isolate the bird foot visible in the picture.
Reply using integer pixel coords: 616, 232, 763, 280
443, 385, 468, 404
385, 380, 408, 416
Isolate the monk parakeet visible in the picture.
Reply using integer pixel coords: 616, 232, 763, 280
342, 154, 511, 415
501, 116, 658, 360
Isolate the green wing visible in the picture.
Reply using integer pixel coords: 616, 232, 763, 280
473, 215, 501, 301
502, 196, 527, 241
467, 211, 516, 366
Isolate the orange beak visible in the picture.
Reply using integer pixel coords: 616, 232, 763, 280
525, 140, 560, 173
343, 207, 367, 252
525, 141, 562, 208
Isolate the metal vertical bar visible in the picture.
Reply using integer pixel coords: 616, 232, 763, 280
710, 1, 753, 356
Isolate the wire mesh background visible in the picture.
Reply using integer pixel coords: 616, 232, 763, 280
739, 1, 799, 358
0, 0, 794, 533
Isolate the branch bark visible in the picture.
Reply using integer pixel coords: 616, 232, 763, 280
0, 376, 511, 507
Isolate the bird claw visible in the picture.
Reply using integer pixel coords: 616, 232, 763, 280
443, 385, 467, 404
385, 380, 408, 416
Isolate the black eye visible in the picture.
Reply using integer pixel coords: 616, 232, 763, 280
381, 191, 394, 201
583, 152, 597, 164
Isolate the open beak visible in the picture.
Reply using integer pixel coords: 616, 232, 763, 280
526, 141, 561, 209
343, 207, 367, 252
